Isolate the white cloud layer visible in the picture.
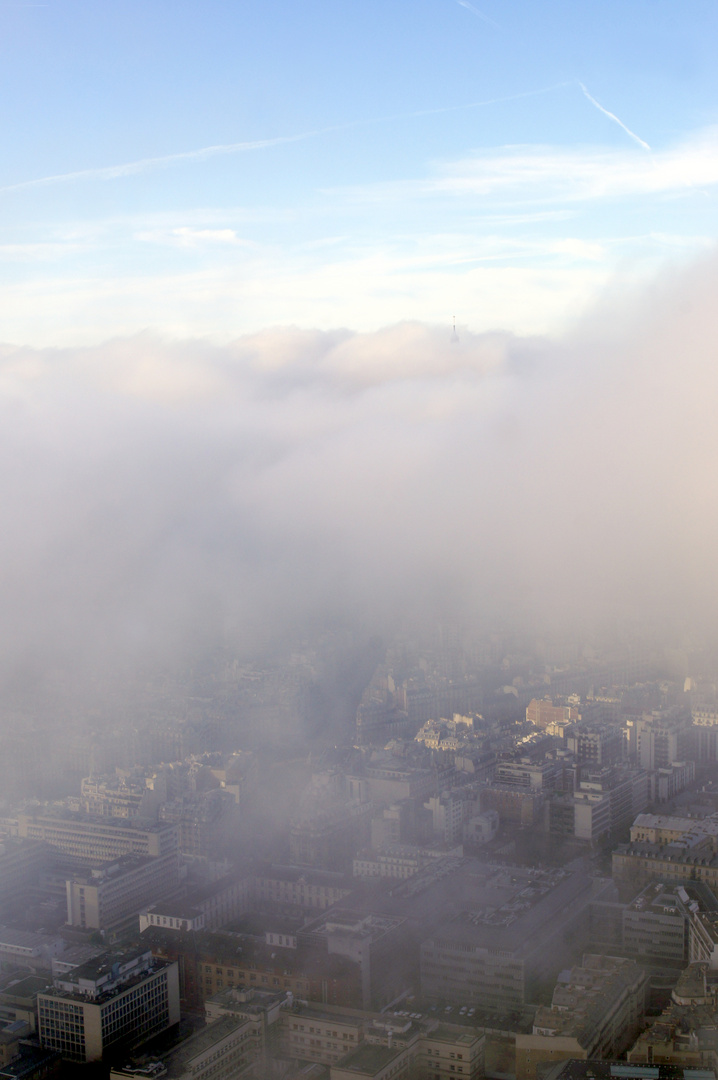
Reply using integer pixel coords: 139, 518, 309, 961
0, 249, 717, 698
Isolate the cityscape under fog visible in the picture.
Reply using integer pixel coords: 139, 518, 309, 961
3, 624, 718, 1079
3, 0, 718, 1078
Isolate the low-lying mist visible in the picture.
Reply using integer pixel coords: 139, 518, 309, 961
0, 250, 716, 704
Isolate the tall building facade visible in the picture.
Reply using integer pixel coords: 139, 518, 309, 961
38, 948, 180, 1062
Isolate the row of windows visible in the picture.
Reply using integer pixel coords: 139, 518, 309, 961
291, 1023, 356, 1038
102, 983, 168, 1026
102, 982, 166, 1018
41, 1021, 85, 1039
40, 1001, 83, 1016
105, 1006, 170, 1047
292, 1032, 355, 1043
204, 970, 300, 991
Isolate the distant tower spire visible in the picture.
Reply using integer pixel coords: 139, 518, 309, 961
451, 315, 459, 344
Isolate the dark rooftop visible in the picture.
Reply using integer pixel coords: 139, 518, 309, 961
334, 1042, 405, 1075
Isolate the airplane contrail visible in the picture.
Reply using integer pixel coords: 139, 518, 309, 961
0, 133, 317, 194
579, 82, 651, 151
0, 83, 569, 196
456, 0, 499, 30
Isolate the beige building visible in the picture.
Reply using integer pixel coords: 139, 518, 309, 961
331, 1043, 411, 1080
420, 1025, 484, 1079
515, 955, 648, 1080
208, 991, 484, 1080
282, 1005, 364, 1067
0, 974, 53, 1034
526, 699, 579, 731
74, 773, 148, 818
254, 865, 352, 911
573, 791, 611, 842
629, 814, 702, 845
12, 811, 178, 863
614, 814, 718, 895
139, 904, 206, 934
38, 947, 180, 1062
66, 853, 180, 931
279, 1000, 484, 1080
329, 1019, 484, 1080
353, 846, 457, 881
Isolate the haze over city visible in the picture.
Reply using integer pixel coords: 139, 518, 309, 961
3, 5, 718, 1080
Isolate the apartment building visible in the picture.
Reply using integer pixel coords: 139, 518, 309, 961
37, 948, 180, 1062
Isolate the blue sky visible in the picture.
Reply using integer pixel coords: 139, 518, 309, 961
2, 0, 718, 344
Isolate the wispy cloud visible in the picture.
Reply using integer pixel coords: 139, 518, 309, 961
579, 82, 651, 151
456, 0, 499, 30
0, 84, 569, 197
332, 128, 718, 206
136, 227, 252, 248
0, 133, 317, 195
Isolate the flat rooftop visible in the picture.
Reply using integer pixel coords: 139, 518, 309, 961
424, 868, 596, 955
0, 927, 59, 949
0, 976, 52, 1001
627, 883, 691, 916
58, 946, 153, 984
301, 910, 405, 942
163, 1016, 247, 1077
21, 810, 172, 833
72, 854, 169, 882
288, 1004, 362, 1027
424, 1025, 482, 1045
255, 863, 351, 885
334, 1043, 405, 1075
633, 815, 698, 832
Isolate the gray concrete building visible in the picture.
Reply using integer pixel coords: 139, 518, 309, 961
420, 868, 615, 1012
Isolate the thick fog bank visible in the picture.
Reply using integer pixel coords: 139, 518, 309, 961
0, 251, 716, 698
